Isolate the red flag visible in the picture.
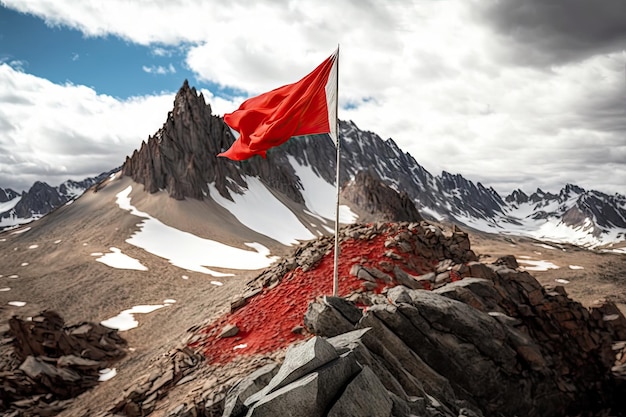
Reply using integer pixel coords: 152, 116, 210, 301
219, 50, 338, 160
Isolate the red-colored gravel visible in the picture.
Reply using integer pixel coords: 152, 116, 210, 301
190, 231, 435, 364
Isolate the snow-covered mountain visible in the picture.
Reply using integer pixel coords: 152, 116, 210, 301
2, 81, 625, 249
0, 172, 116, 229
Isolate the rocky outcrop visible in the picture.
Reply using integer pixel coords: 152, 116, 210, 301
219, 261, 625, 417
111, 346, 205, 416
122, 80, 238, 201
341, 170, 423, 222
0, 311, 127, 416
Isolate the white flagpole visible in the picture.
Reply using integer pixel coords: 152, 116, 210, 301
333, 45, 340, 297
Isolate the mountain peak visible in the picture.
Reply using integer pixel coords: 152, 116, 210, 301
0, 187, 19, 203
505, 189, 529, 205
122, 82, 235, 200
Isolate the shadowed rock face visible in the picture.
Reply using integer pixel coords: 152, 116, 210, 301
342, 170, 423, 222
121, 80, 239, 201
12, 182, 65, 218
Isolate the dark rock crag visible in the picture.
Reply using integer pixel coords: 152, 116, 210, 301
341, 170, 423, 222
0, 311, 127, 416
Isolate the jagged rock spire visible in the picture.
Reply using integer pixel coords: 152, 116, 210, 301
122, 81, 241, 200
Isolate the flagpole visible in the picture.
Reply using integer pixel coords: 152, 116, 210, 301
333, 45, 340, 297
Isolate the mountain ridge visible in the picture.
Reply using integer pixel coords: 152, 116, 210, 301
1, 81, 625, 249
0, 170, 117, 229
1, 80, 625, 416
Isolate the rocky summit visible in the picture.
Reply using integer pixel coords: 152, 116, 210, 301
78, 221, 625, 417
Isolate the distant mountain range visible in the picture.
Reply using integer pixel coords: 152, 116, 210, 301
2, 81, 625, 248
0, 171, 116, 229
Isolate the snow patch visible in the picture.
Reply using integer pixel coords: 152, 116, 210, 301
602, 247, 626, 254
96, 247, 148, 271
569, 265, 584, 270
98, 368, 117, 382
534, 243, 557, 250
518, 259, 560, 271
8, 301, 26, 307
101, 304, 168, 331
420, 206, 445, 221
116, 186, 278, 276
0, 196, 20, 213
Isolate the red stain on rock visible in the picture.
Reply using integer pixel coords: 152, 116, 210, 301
191, 229, 436, 364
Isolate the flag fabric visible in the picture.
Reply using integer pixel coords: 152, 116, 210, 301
218, 50, 338, 160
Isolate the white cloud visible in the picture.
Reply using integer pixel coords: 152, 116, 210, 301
0, 64, 174, 191
1, 0, 625, 196
151, 47, 175, 57
0, 58, 28, 71
142, 63, 176, 75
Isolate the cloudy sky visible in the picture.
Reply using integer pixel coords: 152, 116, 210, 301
0, 0, 625, 196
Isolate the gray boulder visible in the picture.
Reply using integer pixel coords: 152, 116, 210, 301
246, 336, 338, 404
327, 366, 392, 417
222, 363, 279, 417
246, 352, 360, 417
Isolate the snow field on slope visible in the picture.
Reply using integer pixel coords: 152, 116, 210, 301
115, 186, 278, 276
458, 208, 624, 248
208, 177, 316, 246
287, 155, 358, 224
0, 196, 21, 213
